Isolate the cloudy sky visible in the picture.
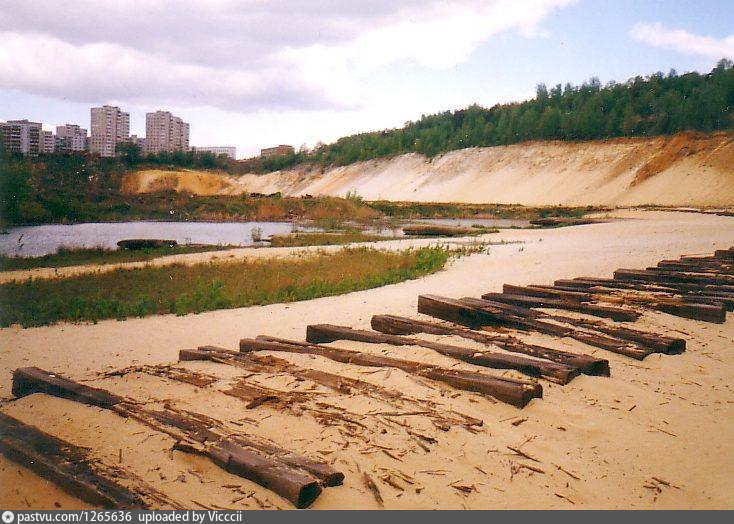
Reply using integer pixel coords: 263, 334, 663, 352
1, 0, 732, 157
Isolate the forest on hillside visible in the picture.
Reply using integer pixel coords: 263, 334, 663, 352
306, 59, 733, 165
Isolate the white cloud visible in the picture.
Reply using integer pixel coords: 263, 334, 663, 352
0, 0, 574, 113
631, 22, 734, 59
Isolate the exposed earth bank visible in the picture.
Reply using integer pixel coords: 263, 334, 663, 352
123, 132, 734, 206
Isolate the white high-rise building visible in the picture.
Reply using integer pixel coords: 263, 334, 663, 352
145, 110, 189, 154
192, 146, 236, 159
90, 105, 129, 157
56, 124, 88, 152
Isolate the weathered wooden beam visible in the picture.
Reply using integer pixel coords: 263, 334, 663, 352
614, 268, 734, 287
553, 279, 733, 314
502, 284, 591, 303
0, 412, 154, 509
241, 336, 543, 408
370, 314, 610, 376
12, 367, 123, 408
714, 248, 734, 261
481, 292, 640, 322
419, 295, 652, 360
11, 367, 338, 508
306, 324, 580, 384
541, 314, 685, 354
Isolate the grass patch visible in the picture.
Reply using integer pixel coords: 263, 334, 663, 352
0, 245, 237, 271
269, 231, 389, 247
367, 201, 605, 220
0, 246, 457, 327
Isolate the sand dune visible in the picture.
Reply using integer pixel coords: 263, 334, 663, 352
123, 132, 734, 206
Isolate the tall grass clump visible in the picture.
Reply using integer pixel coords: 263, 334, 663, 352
0, 246, 454, 327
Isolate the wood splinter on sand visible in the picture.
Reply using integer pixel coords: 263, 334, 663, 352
305, 323, 581, 384
239, 336, 543, 408
11, 367, 343, 508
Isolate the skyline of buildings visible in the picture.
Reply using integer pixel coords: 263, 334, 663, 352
1, 105, 289, 161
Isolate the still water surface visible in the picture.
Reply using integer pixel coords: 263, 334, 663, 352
0, 222, 305, 256
1, 218, 531, 257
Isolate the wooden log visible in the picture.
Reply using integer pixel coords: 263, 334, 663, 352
656, 262, 734, 274
459, 297, 652, 360
12, 367, 123, 408
401, 225, 473, 237
481, 292, 640, 322
417, 294, 504, 328
419, 295, 652, 360
554, 279, 734, 312
485, 287, 685, 353
541, 314, 685, 354
116, 239, 177, 250
561, 277, 734, 295
614, 268, 734, 287
503, 284, 591, 303
584, 289, 726, 323
714, 248, 734, 260
0, 412, 151, 509
11, 367, 337, 508
370, 314, 610, 376
305, 324, 580, 384
241, 336, 543, 408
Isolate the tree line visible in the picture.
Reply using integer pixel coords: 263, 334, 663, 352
306, 59, 733, 166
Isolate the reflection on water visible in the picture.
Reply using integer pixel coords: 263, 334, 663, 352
0, 222, 308, 257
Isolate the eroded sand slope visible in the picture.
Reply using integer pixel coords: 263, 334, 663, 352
123, 132, 734, 206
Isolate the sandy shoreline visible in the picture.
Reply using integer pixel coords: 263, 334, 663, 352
1, 210, 733, 509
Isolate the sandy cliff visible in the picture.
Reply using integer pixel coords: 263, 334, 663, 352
123, 132, 734, 206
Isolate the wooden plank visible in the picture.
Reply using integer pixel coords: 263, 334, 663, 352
241, 336, 543, 408
12, 367, 123, 408
306, 324, 580, 384
419, 295, 652, 360
0, 412, 152, 509
481, 292, 640, 322
614, 268, 734, 287
502, 284, 592, 303
370, 314, 610, 376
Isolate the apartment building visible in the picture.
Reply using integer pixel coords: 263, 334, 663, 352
90, 105, 129, 157
145, 110, 189, 154
41, 130, 55, 153
0, 119, 42, 155
56, 124, 88, 152
260, 144, 295, 157
192, 146, 236, 159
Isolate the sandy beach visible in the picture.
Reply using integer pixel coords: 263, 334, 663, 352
1, 209, 733, 510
